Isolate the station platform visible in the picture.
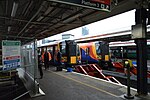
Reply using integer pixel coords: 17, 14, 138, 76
28, 67, 149, 100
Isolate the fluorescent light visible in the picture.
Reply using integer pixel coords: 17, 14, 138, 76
37, 16, 44, 21
25, 29, 29, 33
63, 13, 82, 23
8, 26, 11, 32
11, 1, 18, 17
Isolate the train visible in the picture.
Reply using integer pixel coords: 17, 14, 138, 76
38, 40, 80, 68
78, 42, 109, 63
109, 40, 150, 60
77, 40, 150, 78
38, 39, 150, 69
78, 40, 150, 65
77, 41, 112, 69
38, 40, 111, 69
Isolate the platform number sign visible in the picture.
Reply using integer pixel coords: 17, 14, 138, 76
48, 0, 111, 12
2, 40, 21, 71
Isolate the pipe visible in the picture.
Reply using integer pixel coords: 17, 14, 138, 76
8, 0, 18, 33
0, 16, 51, 25
2, 34, 34, 39
17, 1, 47, 37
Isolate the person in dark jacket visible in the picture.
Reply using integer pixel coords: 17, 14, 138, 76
57, 50, 62, 64
38, 55, 43, 79
56, 50, 62, 71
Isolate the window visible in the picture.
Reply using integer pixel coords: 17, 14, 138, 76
95, 43, 101, 55
85, 48, 89, 55
60, 42, 66, 56
128, 50, 136, 53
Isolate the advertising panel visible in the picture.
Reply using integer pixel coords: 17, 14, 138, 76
48, 0, 111, 12
2, 40, 21, 71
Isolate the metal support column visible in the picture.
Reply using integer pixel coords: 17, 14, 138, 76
34, 39, 38, 94
135, 8, 148, 95
135, 39, 147, 95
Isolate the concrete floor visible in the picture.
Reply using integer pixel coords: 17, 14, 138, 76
27, 67, 149, 100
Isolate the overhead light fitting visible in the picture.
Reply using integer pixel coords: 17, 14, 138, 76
37, 16, 44, 21
63, 13, 82, 23
11, 0, 18, 17
8, 26, 11, 32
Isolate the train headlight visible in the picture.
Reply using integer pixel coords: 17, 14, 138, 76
78, 60, 81, 64
125, 61, 129, 65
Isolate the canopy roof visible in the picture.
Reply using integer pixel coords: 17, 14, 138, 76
0, 0, 137, 44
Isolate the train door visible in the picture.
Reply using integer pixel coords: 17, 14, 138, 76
66, 40, 77, 66
99, 41, 109, 61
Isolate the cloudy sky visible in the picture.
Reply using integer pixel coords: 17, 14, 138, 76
44, 9, 135, 41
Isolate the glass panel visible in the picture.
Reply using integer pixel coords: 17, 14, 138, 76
21, 41, 38, 78
60, 42, 66, 56
95, 43, 101, 55
85, 48, 89, 55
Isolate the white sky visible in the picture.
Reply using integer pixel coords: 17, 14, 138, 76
44, 9, 135, 41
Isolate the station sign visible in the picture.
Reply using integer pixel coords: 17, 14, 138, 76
48, 0, 111, 12
2, 40, 21, 71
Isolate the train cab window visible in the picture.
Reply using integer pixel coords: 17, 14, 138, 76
95, 43, 101, 55
85, 48, 89, 55
60, 42, 66, 56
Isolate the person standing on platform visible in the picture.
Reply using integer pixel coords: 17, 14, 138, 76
56, 50, 62, 71
48, 50, 53, 65
42, 50, 51, 70
38, 55, 43, 79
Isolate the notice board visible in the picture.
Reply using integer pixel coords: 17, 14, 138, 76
2, 40, 21, 71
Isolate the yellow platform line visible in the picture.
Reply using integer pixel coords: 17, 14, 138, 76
49, 71, 118, 97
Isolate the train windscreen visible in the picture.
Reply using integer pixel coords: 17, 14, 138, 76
60, 42, 66, 56
95, 42, 101, 55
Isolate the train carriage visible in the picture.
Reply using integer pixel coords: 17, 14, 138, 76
109, 40, 150, 60
78, 41, 112, 69
38, 40, 80, 67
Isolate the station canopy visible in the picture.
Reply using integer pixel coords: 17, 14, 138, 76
0, 0, 137, 44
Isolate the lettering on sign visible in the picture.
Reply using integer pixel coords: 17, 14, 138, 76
81, 0, 110, 11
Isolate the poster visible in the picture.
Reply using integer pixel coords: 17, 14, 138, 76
2, 40, 21, 71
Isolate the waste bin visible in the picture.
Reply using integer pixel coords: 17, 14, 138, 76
67, 67, 72, 72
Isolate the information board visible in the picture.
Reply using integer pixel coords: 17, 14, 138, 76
48, 0, 111, 12
2, 40, 21, 71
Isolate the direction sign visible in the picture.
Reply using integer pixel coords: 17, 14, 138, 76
48, 0, 111, 12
